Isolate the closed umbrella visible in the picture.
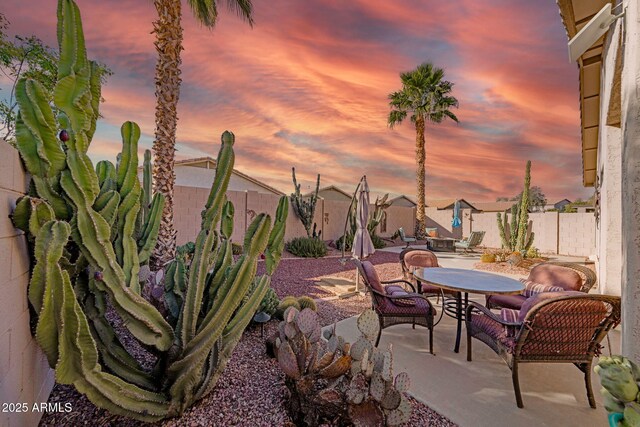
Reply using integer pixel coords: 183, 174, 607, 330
352, 177, 375, 292
452, 199, 462, 228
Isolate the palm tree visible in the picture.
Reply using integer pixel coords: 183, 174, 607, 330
151, 0, 253, 267
387, 62, 459, 238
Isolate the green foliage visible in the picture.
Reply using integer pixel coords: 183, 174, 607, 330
480, 252, 496, 263
595, 356, 640, 420
259, 287, 280, 316
0, 12, 111, 142
10, 1, 287, 421
276, 308, 412, 425
526, 246, 541, 259
338, 193, 389, 251
371, 234, 387, 249
496, 161, 535, 254
290, 167, 320, 237
297, 295, 317, 312
232, 242, 243, 255
287, 236, 327, 258
515, 185, 546, 211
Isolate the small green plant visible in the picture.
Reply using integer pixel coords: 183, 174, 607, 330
371, 234, 387, 249
526, 246, 541, 259
297, 295, 317, 312
287, 236, 327, 258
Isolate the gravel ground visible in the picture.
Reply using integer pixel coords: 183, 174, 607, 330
39, 246, 456, 426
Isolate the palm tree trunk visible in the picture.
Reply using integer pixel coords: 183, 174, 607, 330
151, 0, 183, 267
415, 115, 427, 238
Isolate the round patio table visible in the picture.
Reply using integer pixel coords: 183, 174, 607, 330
413, 267, 524, 353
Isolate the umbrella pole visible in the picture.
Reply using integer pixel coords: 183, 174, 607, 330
355, 267, 360, 293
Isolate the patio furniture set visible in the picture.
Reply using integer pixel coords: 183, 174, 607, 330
398, 227, 486, 253
354, 248, 621, 409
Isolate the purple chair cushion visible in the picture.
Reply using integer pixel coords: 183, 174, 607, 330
517, 291, 586, 323
487, 294, 527, 310
520, 279, 565, 298
528, 264, 582, 291
386, 297, 434, 316
361, 261, 385, 294
389, 291, 416, 307
501, 308, 521, 337
385, 285, 406, 294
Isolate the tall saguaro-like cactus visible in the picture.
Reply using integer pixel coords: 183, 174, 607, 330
496, 160, 534, 254
290, 167, 320, 237
10, 0, 288, 421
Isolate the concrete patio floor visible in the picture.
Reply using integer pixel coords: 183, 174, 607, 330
331, 247, 619, 426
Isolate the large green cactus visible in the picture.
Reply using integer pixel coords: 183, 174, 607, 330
496, 161, 534, 254
290, 167, 320, 238
10, 0, 288, 421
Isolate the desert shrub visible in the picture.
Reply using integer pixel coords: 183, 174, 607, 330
287, 236, 327, 258
493, 248, 511, 262
335, 234, 351, 251
297, 296, 317, 311
526, 246, 541, 259
371, 233, 386, 249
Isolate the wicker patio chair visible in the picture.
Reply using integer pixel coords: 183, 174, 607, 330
466, 292, 621, 408
486, 261, 598, 311
399, 248, 455, 300
354, 259, 436, 354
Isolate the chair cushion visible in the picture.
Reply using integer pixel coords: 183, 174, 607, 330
403, 250, 439, 269
500, 308, 520, 337
361, 261, 384, 294
387, 297, 434, 316
517, 291, 599, 323
384, 285, 406, 294
470, 314, 516, 351
528, 264, 582, 291
389, 291, 416, 307
487, 294, 527, 310
520, 279, 565, 298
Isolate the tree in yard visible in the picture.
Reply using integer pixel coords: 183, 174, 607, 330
515, 185, 547, 212
387, 62, 459, 237
151, 0, 254, 267
0, 12, 110, 142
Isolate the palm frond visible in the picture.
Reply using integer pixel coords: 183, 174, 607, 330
388, 109, 407, 128
187, 0, 254, 28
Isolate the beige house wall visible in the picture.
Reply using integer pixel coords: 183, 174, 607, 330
0, 142, 54, 427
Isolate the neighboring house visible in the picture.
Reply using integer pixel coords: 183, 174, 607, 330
138, 157, 284, 195
549, 199, 572, 211
305, 185, 352, 201
557, 0, 639, 359
426, 199, 477, 211
470, 201, 517, 213
389, 195, 417, 207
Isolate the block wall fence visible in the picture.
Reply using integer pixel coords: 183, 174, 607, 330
0, 141, 54, 427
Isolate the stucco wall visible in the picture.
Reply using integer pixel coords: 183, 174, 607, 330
0, 142, 54, 427
461, 210, 596, 258
173, 186, 415, 244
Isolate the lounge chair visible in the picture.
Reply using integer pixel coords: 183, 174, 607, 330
454, 231, 485, 253
398, 227, 416, 248
466, 292, 620, 408
486, 262, 597, 311
354, 259, 436, 354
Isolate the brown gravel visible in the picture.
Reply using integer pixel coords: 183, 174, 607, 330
39, 246, 456, 426
473, 261, 530, 276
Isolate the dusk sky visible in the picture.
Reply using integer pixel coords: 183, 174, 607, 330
1, 0, 592, 202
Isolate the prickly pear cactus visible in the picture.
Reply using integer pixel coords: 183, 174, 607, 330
595, 355, 640, 425
275, 308, 412, 426
9, 0, 288, 421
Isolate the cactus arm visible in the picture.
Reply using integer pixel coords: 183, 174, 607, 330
60, 169, 174, 351
265, 196, 288, 275
94, 190, 120, 228
496, 212, 506, 249
32, 176, 70, 220
194, 275, 271, 401
95, 160, 116, 189
86, 61, 102, 141
203, 239, 233, 313
515, 161, 531, 252
14, 80, 66, 178
202, 131, 235, 228
138, 193, 165, 265
220, 200, 234, 239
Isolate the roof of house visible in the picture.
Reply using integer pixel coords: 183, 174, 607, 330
554, 198, 572, 205
427, 199, 477, 210
557, 0, 620, 187
389, 195, 417, 206
470, 201, 517, 212
305, 185, 352, 199
146, 156, 285, 196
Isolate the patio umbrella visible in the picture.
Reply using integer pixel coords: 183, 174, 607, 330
352, 176, 375, 292
452, 199, 462, 228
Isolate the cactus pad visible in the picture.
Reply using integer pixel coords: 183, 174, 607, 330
357, 309, 380, 342
394, 372, 410, 393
